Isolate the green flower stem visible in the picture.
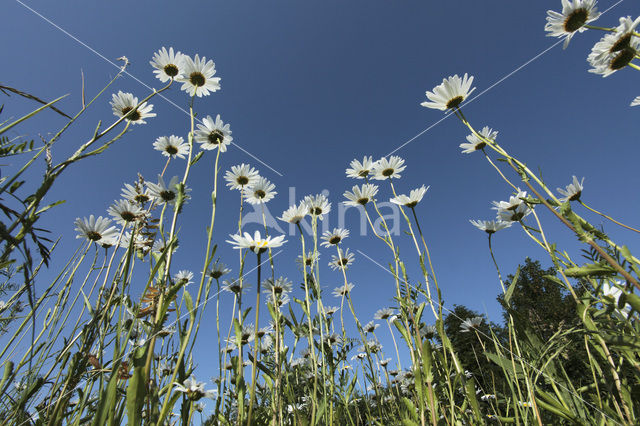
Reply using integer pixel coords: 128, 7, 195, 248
246, 251, 263, 425
579, 200, 640, 234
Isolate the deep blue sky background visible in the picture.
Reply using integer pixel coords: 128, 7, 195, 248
3, 0, 640, 387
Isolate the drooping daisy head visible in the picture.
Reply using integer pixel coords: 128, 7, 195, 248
587, 16, 640, 77
372, 156, 406, 180
110, 91, 156, 125
545, 0, 600, 48
279, 203, 308, 224
320, 228, 349, 247
296, 251, 319, 269
226, 230, 286, 254
304, 194, 332, 219
150, 47, 185, 82
374, 307, 394, 320
153, 135, 190, 159
346, 156, 377, 179
224, 164, 260, 191
496, 203, 532, 222
557, 175, 584, 202
325, 305, 339, 316
244, 177, 277, 204
469, 219, 512, 234
147, 175, 191, 206
460, 316, 483, 333
74, 215, 119, 244
332, 283, 355, 298
107, 199, 145, 226
195, 114, 232, 152
460, 126, 498, 154
343, 183, 378, 207
492, 189, 528, 211
390, 185, 429, 208
329, 248, 355, 271
222, 279, 247, 295
178, 54, 221, 97
421, 73, 475, 111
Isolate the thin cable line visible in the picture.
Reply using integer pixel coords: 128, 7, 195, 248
386, 0, 625, 158
13, 0, 284, 177
356, 248, 621, 425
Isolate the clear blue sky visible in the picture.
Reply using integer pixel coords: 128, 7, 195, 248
3, 0, 639, 382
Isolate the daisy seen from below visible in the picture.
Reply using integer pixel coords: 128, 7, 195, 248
469, 219, 512, 234
75, 215, 119, 244
207, 261, 231, 280
390, 185, 429, 208
110, 91, 156, 125
497, 203, 532, 222
346, 156, 377, 179
557, 176, 584, 202
374, 308, 394, 320
492, 189, 528, 211
224, 164, 260, 191
304, 194, 331, 219
320, 228, 349, 247
588, 16, 640, 77
174, 376, 216, 401
460, 126, 498, 154
343, 183, 378, 207
421, 73, 475, 111
173, 270, 194, 286
372, 156, 406, 180
296, 251, 319, 268
332, 283, 355, 298
631, 96, 640, 106
147, 175, 190, 205
227, 230, 286, 254
545, 0, 600, 48
279, 203, 308, 224
107, 199, 145, 226
195, 114, 232, 152
329, 248, 355, 271
121, 181, 151, 205
244, 177, 276, 204
178, 54, 221, 97
150, 47, 185, 82
262, 277, 293, 296
153, 135, 189, 159
460, 316, 483, 333
601, 281, 632, 319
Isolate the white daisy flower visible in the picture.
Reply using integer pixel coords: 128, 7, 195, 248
110, 91, 156, 125
222, 279, 247, 295
460, 316, 483, 333
75, 215, 119, 244
304, 194, 331, 219
147, 175, 190, 205
390, 185, 429, 208
279, 203, 308, 224
420, 73, 476, 111
343, 183, 378, 207
329, 248, 355, 271
178, 54, 221, 97
150, 47, 185, 82
120, 231, 153, 253
173, 270, 194, 286
153, 135, 189, 159
195, 114, 232, 152
587, 16, 640, 77
207, 261, 231, 279
601, 281, 632, 319
262, 277, 293, 295
460, 126, 498, 154
227, 230, 286, 254
332, 283, 354, 298
174, 376, 216, 401
491, 189, 528, 211
296, 251, 319, 268
244, 177, 276, 204
469, 219, 512, 234
371, 156, 406, 180
152, 239, 178, 254
346, 156, 377, 179
325, 306, 339, 316
631, 96, 640, 107
374, 308, 394, 320
107, 199, 145, 225
545, 0, 600, 48
496, 203, 532, 222
224, 164, 260, 190
121, 181, 152, 205
363, 321, 379, 333
320, 228, 349, 247
557, 176, 584, 202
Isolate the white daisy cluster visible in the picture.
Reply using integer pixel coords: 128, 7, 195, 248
470, 189, 534, 235
150, 47, 221, 96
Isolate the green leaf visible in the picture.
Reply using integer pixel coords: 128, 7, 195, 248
183, 290, 195, 321
563, 263, 616, 278
504, 266, 520, 305
126, 347, 147, 426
